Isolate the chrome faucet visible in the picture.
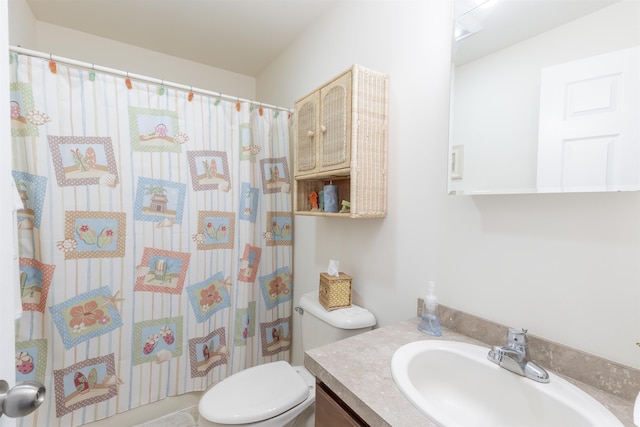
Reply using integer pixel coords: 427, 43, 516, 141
487, 328, 550, 383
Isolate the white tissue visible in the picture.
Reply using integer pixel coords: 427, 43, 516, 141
327, 260, 340, 277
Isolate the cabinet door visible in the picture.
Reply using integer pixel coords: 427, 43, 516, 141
320, 71, 352, 172
315, 382, 368, 427
294, 91, 320, 176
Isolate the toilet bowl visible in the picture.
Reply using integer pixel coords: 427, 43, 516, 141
198, 291, 376, 427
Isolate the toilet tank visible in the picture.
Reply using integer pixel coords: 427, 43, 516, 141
298, 291, 376, 352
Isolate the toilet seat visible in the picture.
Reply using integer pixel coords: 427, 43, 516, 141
199, 360, 308, 425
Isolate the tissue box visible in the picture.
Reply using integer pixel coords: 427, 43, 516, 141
319, 272, 352, 311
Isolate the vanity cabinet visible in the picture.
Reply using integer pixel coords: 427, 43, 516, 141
315, 381, 369, 427
293, 65, 388, 218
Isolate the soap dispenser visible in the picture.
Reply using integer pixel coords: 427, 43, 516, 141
418, 281, 442, 336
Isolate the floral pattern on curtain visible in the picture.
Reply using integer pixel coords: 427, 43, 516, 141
10, 52, 293, 427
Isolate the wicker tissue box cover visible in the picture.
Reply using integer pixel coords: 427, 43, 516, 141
319, 272, 352, 311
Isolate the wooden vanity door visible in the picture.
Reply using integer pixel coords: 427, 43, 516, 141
315, 382, 369, 427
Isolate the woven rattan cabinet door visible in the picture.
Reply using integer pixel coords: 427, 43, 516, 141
320, 71, 352, 172
294, 91, 320, 176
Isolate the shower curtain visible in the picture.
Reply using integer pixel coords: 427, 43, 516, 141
10, 52, 293, 427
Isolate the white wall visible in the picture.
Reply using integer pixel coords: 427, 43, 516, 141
451, 1, 640, 194
6, 0, 35, 48
257, 0, 640, 369
8, 0, 255, 99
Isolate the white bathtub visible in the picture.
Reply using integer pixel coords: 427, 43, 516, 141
83, 392, 202, 426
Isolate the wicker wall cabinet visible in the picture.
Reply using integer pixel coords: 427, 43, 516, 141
293, 64, 388, 218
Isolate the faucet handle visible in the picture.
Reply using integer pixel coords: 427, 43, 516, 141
507, 328, 528, 347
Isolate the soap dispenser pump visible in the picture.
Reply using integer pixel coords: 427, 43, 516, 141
418, 281, 442, 336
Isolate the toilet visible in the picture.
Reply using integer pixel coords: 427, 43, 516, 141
198, 291, 376, 427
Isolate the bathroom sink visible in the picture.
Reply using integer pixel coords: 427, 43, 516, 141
391, 340, 624, 427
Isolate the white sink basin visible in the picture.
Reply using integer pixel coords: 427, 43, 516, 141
391, 340, 624, 427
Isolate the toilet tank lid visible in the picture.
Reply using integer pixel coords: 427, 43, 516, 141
299, 291, 376, 329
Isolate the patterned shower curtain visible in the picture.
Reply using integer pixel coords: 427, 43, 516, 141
9, 52, 293, 427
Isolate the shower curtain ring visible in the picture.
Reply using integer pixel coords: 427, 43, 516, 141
48, 54, 57, 74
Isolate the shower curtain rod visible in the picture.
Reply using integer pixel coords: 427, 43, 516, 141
9, 45, 293, 113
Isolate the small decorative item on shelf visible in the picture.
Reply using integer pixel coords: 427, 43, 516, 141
308, 191, 320, 211
339, 200, 351, 214
323, 183, 339, 213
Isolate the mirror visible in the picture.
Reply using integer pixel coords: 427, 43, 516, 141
448, 0, 640, 195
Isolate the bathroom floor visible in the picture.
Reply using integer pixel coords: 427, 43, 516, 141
134, 410, 198, 427
83, 394, 202, 427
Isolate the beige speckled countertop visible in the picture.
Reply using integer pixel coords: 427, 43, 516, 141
304, 317, 636, 427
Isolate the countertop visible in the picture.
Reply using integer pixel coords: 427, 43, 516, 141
304, 317, 636, 427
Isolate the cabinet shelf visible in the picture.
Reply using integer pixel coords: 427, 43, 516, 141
294, 168, 351, 181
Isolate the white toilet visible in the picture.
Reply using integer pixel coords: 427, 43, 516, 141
198, 291, 376, 427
